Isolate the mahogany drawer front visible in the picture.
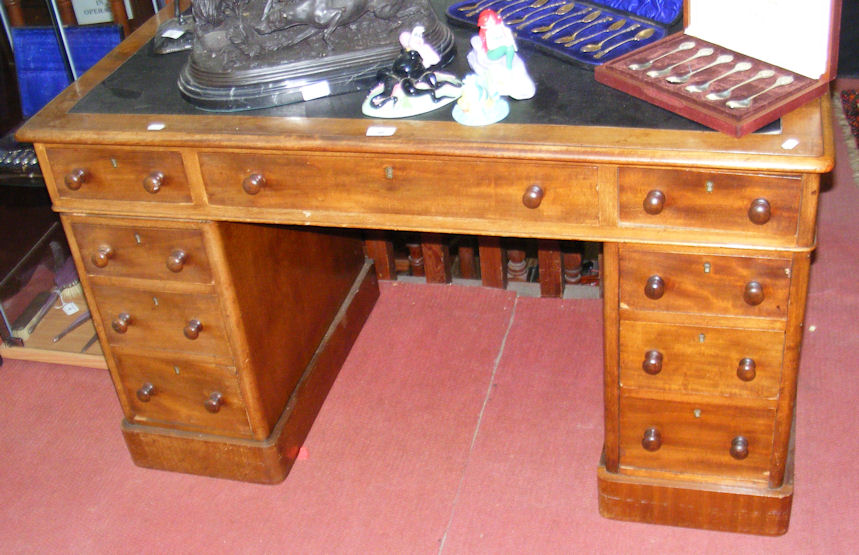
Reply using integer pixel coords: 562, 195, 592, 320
619, 248, 791, 319
71, 221, 213, 284
45, 147, 191, 203
618, 167, 801, 237
90, 284, 231, 359
619, 321, 784, 399
619, 395, 774, 482
114, 351, 251, 437
199, 152, 599, 224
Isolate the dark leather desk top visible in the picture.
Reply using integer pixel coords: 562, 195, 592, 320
71, 6, 726, 132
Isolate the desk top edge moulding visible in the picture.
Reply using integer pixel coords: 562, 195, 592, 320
16, 0, 837, 538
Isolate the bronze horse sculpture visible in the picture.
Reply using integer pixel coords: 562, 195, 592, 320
254, 0, 406, 45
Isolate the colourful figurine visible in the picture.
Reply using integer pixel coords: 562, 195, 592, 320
362, 46, 462, 119
451, 73, 509, 126
399, 25, 441, 68
466, 9, 536, 101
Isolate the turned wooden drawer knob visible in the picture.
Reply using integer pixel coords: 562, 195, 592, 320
142, 171, 165, 194
643, 190, 665, 215
136, 382, 155, 402
730, 436, 749, 460
642, 350, 663, 375
183, 319, 203, 340
743, 281, 764, 306
748, 198, 772, 225
242, 173, 266, 195
642, 427, 662, 451
91, 245, 115, 267
737, 358, 757, 381
644, 275, 665, 300
64, 168, 89, 190
112, 312, 132, 333
204, 391, 224, 413
166, 249, 187, 272
522, 184, 544, 209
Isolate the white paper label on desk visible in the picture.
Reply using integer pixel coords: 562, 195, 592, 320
301, 81, 331, 101
366, 126, 397, 137
161, 29, 187, 40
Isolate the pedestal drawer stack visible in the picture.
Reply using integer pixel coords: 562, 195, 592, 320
600, 166, 816, 534
60, 212, 376, 483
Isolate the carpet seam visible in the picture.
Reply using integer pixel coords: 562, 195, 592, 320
437, 294, 520, 554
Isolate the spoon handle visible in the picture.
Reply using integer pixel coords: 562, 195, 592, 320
556, 16, 612, 44
584, 23, 639, 51
593, 29, 653, 59
532, 7, 589, 33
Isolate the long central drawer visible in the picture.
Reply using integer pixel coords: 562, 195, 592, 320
199, 152, 599, 224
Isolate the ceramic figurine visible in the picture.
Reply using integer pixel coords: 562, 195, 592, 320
362, 48, 462, 118
399, 25, 441, 68
451, 73, 510, 126
466, 9, 536, 101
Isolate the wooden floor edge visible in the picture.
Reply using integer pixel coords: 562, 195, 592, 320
0, 345, 107, 369
121, 262, 379, 483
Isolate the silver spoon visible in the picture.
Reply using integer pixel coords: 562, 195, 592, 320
580, 23, 640, 52
705, 69, 775, 100
561, 18, 622, 47
646, 47, 714, 78
543, 10, 601, 40
532, 7, 591, 34
593, 27, 655, 59
492, 0, 549, 17
685, 61, 752, 93
459, 0, 504, 13
628, 40, 694, 71
513, 1, 578, 29
726, 75, 795, 109
665, 53, 733, 84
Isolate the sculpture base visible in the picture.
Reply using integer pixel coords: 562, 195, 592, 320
179, 1, 456, 111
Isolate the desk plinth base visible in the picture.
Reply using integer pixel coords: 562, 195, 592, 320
597, 463, 793, 535
120, 262, 379, 484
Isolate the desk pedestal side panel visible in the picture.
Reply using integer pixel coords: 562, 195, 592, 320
600, 242, 810, 535
62, 215, 379, 483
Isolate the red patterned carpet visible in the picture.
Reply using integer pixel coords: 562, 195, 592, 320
2, 91, 858, 552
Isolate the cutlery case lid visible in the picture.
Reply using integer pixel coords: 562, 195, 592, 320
592, 0, 842, 136
445, 0, 684, 68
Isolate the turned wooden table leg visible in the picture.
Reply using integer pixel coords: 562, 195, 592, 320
478, 236, 507, 289
563, 242, 583, 285
57, 0, 77, 24
457, 238, 476, 279
364, 231, 396, 280
538, 239, 563, 297
421, 233, 451, 283
109, 0, 131, 36
406, 241, 425, 276
506, 241, 528, 282
3, 0, 24, 26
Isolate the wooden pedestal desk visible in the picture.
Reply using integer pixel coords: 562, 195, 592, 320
17, 11, 834, 536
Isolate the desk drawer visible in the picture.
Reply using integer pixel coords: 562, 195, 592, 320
619, 247, 792, 320
619, 320, 783, 399
71, 220, 213, 284
91, 284, 232, 360
618, 167, 801, 237
45, 147, 192, 204
619, 394, 774, 482
115, 351, 251, 437
199, 152, 599, 224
